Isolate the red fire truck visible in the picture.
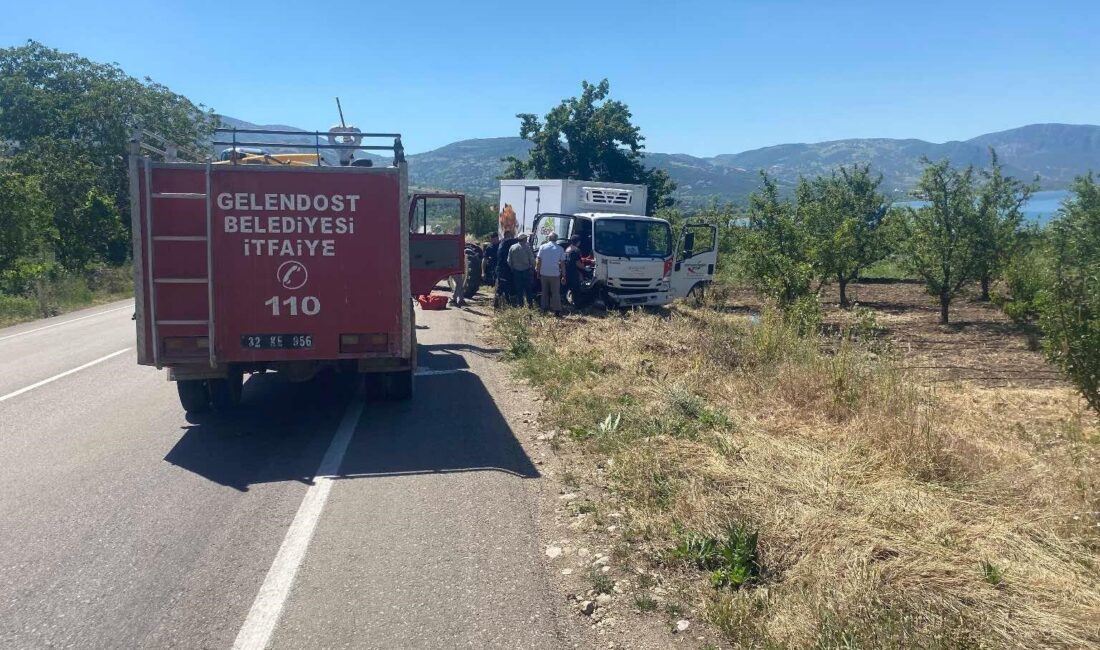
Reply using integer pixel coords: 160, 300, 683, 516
129, 128, 464, 413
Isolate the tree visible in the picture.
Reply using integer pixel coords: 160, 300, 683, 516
0, 170, 55, 274
1039, 173, 1100, 413
502, 79, 675, 213
973, 150, 1034, 300
740, 173, 813, 306
0, 41, 217, 270
465, 197, 499, 239
799, 164, 889, 307
898, 159, 982, 324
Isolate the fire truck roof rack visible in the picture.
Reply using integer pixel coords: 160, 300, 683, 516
212, 127, 405, 167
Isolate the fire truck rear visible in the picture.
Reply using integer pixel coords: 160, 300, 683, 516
129, 127, 464, 413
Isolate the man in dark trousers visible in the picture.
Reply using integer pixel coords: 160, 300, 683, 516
482, 232, 500, 286
494, 230, 519, 308
563, 234, 585, 305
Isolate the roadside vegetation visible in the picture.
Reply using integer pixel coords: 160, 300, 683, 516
490, 101, 1099, 644
494, 301, 1098, 648
0, 41, 215, 325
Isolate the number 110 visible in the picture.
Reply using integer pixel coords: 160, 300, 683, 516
264, 295, 320, 316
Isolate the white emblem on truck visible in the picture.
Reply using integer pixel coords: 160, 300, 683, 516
277, 260, 308, 290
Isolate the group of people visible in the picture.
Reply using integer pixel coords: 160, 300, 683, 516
482, 230, 586, 314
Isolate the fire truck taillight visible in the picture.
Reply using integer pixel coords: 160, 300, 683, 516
340, 333, 389, 353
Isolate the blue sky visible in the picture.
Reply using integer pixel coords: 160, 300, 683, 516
2, 0, 1097, 156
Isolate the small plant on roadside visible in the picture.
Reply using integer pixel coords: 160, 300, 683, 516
570, 499, 597, 515
980, 560, 1005, 586
671, 524, 761, 590
590, 569, 615, 594
597, 412, 622, 436
494, 310, 535, 359
634, 593, 658, 612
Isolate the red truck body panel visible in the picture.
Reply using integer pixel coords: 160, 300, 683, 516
132, 160, 412, 370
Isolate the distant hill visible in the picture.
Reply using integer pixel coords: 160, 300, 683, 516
216, 118, 1100, 207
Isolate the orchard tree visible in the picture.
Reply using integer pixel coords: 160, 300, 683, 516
973, 149, 1035, 300
502, 79, 676, 212
740, 173, 812, 305
898, 159, 981, 324
800, 164, 889, 307
1040, 173, 1100, 413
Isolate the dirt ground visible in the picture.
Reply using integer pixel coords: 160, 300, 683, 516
726, 280, 1065, 389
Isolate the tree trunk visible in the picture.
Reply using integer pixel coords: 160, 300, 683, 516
980, 276, 991, 302
838, 277, 849, 309
940, 291, 951, 324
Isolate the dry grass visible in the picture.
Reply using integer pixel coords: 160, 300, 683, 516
492, 299, 1099, 649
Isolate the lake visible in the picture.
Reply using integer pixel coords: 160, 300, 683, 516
894, 189, 1072, 225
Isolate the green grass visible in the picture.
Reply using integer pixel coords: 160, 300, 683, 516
860, 256, 915, 281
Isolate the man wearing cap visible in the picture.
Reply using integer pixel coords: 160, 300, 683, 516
535, 232, 566, 314
507, 232, 536, 307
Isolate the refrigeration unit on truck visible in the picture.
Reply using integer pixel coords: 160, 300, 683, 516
499, 179, 717, 307
129, 127, 465, 413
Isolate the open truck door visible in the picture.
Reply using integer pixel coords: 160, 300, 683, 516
671, 223, 718, 301
530, 212, 576, 247
409, 193, 465, 296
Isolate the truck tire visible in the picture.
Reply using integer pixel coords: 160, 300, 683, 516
177, 380, 210, 414
209, 371, 243, 410
383, 369, 413, 400
687, 282, 706, 305
363, 372, 385, 401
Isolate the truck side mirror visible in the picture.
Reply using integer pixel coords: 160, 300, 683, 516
681, 232, 696, 259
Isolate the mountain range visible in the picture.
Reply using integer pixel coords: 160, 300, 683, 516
216, 118, 1100, 207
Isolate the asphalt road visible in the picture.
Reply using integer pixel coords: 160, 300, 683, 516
0, 299, 567, 649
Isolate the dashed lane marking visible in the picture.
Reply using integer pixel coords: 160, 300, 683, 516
0, 348, 133, 403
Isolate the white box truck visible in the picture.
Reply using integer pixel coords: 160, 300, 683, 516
498, 179, 717, 307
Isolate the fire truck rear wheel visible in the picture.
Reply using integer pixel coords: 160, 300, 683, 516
209, 371, 243, 409
177, 380, 210, 413
384, 369, 413, 400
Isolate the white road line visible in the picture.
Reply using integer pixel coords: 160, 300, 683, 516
0, 348, 133, 403
0, 304, 133, 343
231, 394, 365, 650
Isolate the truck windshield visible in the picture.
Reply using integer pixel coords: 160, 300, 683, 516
593, 219, 671, 258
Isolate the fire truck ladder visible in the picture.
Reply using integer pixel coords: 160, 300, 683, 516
133, 131, 215, 369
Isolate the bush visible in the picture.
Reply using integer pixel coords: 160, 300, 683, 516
996, 241, 1051, 325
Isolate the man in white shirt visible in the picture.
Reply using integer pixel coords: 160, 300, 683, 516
535, 232, 566, 314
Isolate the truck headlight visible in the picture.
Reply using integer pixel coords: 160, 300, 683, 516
658, 280, 670, 291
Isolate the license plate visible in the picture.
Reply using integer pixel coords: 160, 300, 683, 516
241, 334, 313, 349
623, 297, 647, 305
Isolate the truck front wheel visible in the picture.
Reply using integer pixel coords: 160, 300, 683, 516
177, 380, 210, 414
